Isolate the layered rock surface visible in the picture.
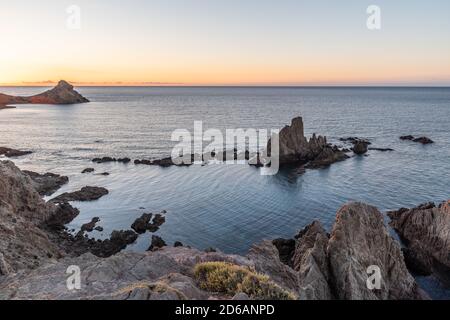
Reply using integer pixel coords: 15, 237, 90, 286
0, 80, 89, 106
388, 202, 450, 278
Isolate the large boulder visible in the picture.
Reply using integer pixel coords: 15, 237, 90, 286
328, 203, 424, 300
388, 201, 450, 277
23, 171, 69, 196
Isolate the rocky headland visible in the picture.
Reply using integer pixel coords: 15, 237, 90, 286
1, 159, 448, 300
0, 80, 89, 107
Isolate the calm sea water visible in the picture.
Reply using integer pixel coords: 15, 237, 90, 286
1, 86, 449, 298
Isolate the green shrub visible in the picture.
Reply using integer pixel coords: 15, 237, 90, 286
194, 261, 296, 300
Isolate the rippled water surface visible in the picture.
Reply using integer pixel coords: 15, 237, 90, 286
1, 86, 449, 297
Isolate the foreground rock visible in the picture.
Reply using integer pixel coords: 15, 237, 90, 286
352, 140, 370, 155
266, 117, 349, 168
0, 161, 65, 273
23, 171, 69, 196
250, 203, 427, 300
50, 186, 109, 203
388, 201, 450, 278
0, 80, 89, 106
0, 147, 32, 158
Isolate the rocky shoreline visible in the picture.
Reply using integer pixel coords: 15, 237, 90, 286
0, 159, 448, 300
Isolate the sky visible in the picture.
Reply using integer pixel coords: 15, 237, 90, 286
0, 0, 450, 86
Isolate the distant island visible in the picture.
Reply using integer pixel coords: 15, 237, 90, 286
0, 80, 89, 110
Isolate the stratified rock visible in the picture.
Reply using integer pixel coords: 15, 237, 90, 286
388, 201, 450, 277
50, 186, 109, 203
291, 221, 333, 300
23, 170, 69, 196
328, 203, 424, 300
0, 147, 32, 158
148, 235, 167, 251
0, 161, 64, 272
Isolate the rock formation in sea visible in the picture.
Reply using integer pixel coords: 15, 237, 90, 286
265, 117, 349, 168
388, 202, 450, 278
0, 80, 89, 106
50, 186, 109, 203
23, 170, 69, 196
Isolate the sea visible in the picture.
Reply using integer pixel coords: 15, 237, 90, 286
1, 86, 449, 298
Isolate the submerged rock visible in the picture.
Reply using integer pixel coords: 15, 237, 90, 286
413, 137, 434, 144
388, 201, 450, 278
148, 235, 167, 251
23, 170, 69, 196
50, 186, 109, 203
82, 168, 95, 174
92, 157, 131, 164
400, 135, 434, 144
0, 147, 32, 158
131, 212, 166, 234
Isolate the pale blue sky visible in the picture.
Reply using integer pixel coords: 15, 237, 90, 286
1, 0, 449, 85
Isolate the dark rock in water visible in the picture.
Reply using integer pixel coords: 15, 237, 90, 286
135, 156, 194, 167
152, 214, 166, 228
413, 137, 434, 144
174, 241, 184, 247
91, 230, 138, 257
264, 117, 349, 168
92, 157, 115, 163
131, 213, 153, 234
388, 201, 450, 279
400, 135, 434, 145
131, 212, 166, 234
45, 202, 80, 230
92, 157, 131, 164
368, 147, 394, 152
305, 146, 349, 168
23, 170, 69, 196
0, 147, 32, 158
82, 168, 95, 174
96, 172, 110, 176
50, 186, 108, 203
0, 80, 89, 105
81, 217, 100, 233
204, 247, 217, 253
148, 235, 167, 251
94, 226, 104, 232
352, 140, 370, 155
